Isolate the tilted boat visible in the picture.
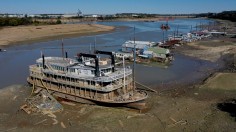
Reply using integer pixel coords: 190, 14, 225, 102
27, 50, 148, 109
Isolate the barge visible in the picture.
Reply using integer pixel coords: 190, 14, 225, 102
27, 50, 148, 109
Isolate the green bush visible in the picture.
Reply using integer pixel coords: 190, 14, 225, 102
56, 19, 62, 24
0, 17, 62, 27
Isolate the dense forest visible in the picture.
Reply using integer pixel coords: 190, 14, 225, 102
197, 11, 236, 22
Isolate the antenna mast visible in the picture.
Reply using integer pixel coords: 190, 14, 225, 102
123, 56, 125, 89
94, 36, 96, 53
61, 38, 64, 59
133, 26, 136, 90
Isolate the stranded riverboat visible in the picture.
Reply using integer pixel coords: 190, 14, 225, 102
27, 50, 148, 109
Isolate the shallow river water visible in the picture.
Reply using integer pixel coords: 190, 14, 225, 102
0, 18, 219, 88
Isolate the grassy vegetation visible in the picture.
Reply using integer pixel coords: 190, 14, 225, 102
200, 73, 236, 90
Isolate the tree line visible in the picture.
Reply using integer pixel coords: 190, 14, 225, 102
196, 11, 236, 22
0, 17, 62, 27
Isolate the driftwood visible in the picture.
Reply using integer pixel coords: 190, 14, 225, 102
167, 119, 187, 128
118, 120, 124, 127
20, 104, 32, 114
52, 118, 58, 125
34, 119, 47, 125
61, 101, 76, 106
4, 127, 17, 132
60, 122, 66, 128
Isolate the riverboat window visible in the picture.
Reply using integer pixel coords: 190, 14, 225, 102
70, 68, 75, 73
53, 75, 57, 79
52, 65, 58, 71
91, 81, 95, 86
54, 66, 64, 71
91, 70, 95, 75
45, 73, 48, 77
78, 70, 81, 75
37, 64, 43, 67
102, 68, 111, 73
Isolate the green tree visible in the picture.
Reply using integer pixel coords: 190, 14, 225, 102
9, 18, 18, 26
56, 19, 62, 24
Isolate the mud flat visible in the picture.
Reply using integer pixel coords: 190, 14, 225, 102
175, 19, 236, 63
175, 39, 236, 62
1, 73, 236, 132
200, 72, 236, 90
0, 24, 114, 48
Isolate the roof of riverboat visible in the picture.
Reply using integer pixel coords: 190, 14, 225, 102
36, 57, 113, 70
37, 57, 78, 67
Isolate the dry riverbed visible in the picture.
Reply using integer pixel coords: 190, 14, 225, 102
175, 19, 236, 63
175, 38, 236, 62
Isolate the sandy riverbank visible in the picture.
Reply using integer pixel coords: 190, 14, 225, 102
0, 24, 114, 48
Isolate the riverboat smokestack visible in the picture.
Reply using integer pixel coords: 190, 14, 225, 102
111, 54, 115, 72
95, 50, 115, 72
42, 54, 45, 69
95, 57, 99, 76
65, 52, 68, 58
61, 38, 64, 59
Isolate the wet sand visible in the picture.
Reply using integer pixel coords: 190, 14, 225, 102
0, 24, 114, 48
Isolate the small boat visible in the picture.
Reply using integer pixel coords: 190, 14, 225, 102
0, 49, 6, 52
27, 50, 148, 109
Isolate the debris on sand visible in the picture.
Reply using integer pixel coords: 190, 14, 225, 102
34, 119, 48, 125
52, 118, 58, 125
20, 90, 63, 115
60, 122, 66, 128
61, 101, 76, 106
118, 120, 124, 127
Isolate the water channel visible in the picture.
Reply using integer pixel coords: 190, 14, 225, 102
0, 18, 218, 89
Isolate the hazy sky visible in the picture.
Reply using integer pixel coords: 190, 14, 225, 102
1, 0, 236, 14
